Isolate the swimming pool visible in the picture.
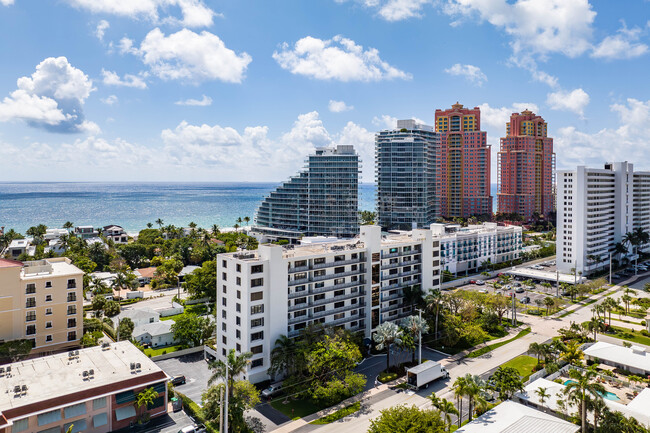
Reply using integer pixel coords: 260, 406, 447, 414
562, 380, 621, 401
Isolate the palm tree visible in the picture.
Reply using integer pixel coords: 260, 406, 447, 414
111, 269, 138, 300
243, 216, 250, 227
602, 297, 618, 326
236, 217, 243, 228
560, 340, 584, 366
613, 242, 628, 267
429, 394, 458, 432
58, 233, 70, 251
269, 334, 297, 378
544, 296, 555, 315
585, 317, 604, 340
211, 224, 220, 236
373, 322, 403, 372
208, 349, 253, 399
155, 218, 164, 228
134, 387, 158, 422
452, 375, 468, 428
63, 221, 74, 231
622, 293, 633, 315
401, 315, 429, 363
528, 342, 544, 362
233, 223, 240, 233
425, 289, 443, 337
146, 222, 153, 229
535, 387, 550, 411
585, 394, 607, 430
563, 368, 606, 433
463, 374, 486, 422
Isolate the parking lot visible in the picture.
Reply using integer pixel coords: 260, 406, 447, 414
156, 353, 214, 405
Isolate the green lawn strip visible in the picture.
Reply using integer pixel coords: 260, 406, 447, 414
159, 314, 181, 321
558, 309, 575, 318
271, 398, 322, 420
309, 402, 361, 425
377, 370, 401, 383
466, 328, 531, 359
144, 344, 185, 357
500, 355, 538, 381
610, 317, 644, 326
608, 326, 650, 346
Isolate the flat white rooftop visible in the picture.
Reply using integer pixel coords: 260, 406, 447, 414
21, 258, 83, 279
0, 341, 165, 411
584, 341, 650, 373
457, 400, 578, 433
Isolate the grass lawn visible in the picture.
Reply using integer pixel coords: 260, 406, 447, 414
466, 328, 531, 359
160, 314, 181, 321
271, 398, 322, 420
310, 402, 361, 425
144, 344, 185, 357
377, 370, 402, 383
501, 355, 538, 381
608, 326, 650, 346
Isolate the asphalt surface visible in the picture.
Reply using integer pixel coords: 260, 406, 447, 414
156, 353, 215, 405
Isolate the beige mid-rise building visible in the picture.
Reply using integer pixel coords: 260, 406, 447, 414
0, 257, 83, 355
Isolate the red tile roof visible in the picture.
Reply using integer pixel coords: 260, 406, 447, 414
0, 258, 22, 268
135, 267, 157, 278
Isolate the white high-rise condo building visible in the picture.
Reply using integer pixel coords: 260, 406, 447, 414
216, 222, 522, 383
376, 119, 439, 230
556, 162, 650, 276
253, 145, 360, 243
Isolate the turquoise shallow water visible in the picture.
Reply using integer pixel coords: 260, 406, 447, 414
0, 182, 377, 234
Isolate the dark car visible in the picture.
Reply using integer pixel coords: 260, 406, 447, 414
521, 296, 531, 304
170, 375, 186, 386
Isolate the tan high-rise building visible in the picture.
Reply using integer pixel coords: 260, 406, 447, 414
0, 257, 83, 354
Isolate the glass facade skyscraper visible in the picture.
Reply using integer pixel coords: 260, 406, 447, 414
254, 145, 360, 241
376, 119, 439, 230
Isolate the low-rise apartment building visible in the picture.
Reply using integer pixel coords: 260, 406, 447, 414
0, 257, 83, 355
217, 223, 522, 383
0, 341, 168, 433
557, 162, 650, 275
434, 222, 523, 275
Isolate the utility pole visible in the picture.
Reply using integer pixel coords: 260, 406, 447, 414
417, 308, 423, 365
556, 270, 559, 298
511, 292, 517, 326
219, 387, 224, 433
224, 360, 229, 433
609, 252, 613, 284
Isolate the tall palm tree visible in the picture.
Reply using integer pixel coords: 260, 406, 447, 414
211, 224, 220, 236
613, 242, 628, 267
563, 368, 606, 433
373, 321, 403, 372
269, 335, 297, 378
560, 341, 584, 366
233, 223, 240, 233
401, 315, 429, 363
243, 216, 250, 227
452, 375, 468, 427
544, 296, 555, 315
602, 297, 618, 326
63, 221, 74, 231
134, 387, 158, 422
528, 342, 544, 362
146, 222, 153, 229
585, 394, 607, 430
622, 293, 633, 315
111, 269, 138, 300
429, 394, 458, 432
463, 374, 486, 422
425, 289, 443, 337
535, 387, 550, 412
585, 317, 605, 340
208, 349, 253, 399
155, 218, 164, 228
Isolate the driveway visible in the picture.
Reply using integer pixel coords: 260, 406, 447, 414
156, 353, 214, 405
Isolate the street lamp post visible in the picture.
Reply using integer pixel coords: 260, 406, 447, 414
417, 308, 423, 365
609, 252, 613, 285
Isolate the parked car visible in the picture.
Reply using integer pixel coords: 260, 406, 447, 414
478, 289, 488, 294
512, 282, 521, 287
521, 296, 531, 304
262, 382, 283, 399
170, 375, 186, 386
475, 280, 485, 286
469, 280, 477, 284
515, 287, 525, 293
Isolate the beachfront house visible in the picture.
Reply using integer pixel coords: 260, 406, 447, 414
103, 225, 128, 244
5, 238, 32, 258
74, 225, 99, 240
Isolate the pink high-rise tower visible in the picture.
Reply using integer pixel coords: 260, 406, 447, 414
435, 103, 492, 218
497, 110, 555, 219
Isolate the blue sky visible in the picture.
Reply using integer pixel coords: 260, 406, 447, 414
0, 0, 648, 183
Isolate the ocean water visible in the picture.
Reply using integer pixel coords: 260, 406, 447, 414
0, 182, 377, 234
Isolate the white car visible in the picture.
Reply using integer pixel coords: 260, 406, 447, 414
475, 280, 486, 286
261, 382, 283, 399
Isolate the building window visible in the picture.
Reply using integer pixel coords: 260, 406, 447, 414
26, 325, 36, 335
222, 260, 227, 268
236, 264, 241, 272
236, 316, 241, 326
222, 272, 227, 281
236, 303, 241, 313
46, 321, 52, 329
67, 279, 76, 289
251, 318, 264, 328
222, 348, 226, 356
236, 343, 241, 352
236, 277, 241, 286
314, 306, 325, 313
222, 298, 227, 307
92, 397, 107, 410
67, 318, 77, 328
67, 305, 76, 315
222, 322, 227, 332
237, 290, 241, 299
334, 301, 344, 309
251, 345, 263, 354
333, 313, 345, 320
251, 331, 264, 341
250, 291, 263, 301
67, 331, 76, 341
25, 284, 36, 294
12, 418, 29, 433
251, 278, 263, 287
25, 297, 36, 308
26, 311, 36, 322
222, 285, 227, 294
46, 308, 52, 315
251, 265, 263, 274
222, 310, 227, 319
67, 293, 76, 302
222, 336, 227, 344
236, 330, 241, 339
251, 305, 263, 314
251, 359, 263, 368
45, 294, 52, 302
314, 257, 325, 265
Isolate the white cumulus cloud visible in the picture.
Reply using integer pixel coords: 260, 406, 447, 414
444, 63, 487, 86
1, 0, 14, 6
101, 69, 148, 89
592, 24, 649, 60
0, 57, 95, 133
125, 28, 251, 83
335, 0, 432, 21
478, 102, 541, 130
101, 95, 118, 105
328, 100, 354, 112
175, 95, 212, 106
95, 20, 109, 41
546, 88, 590, 117
66, 0, 218, 28
273, 35, 411, 82
372, 115, 398, 129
